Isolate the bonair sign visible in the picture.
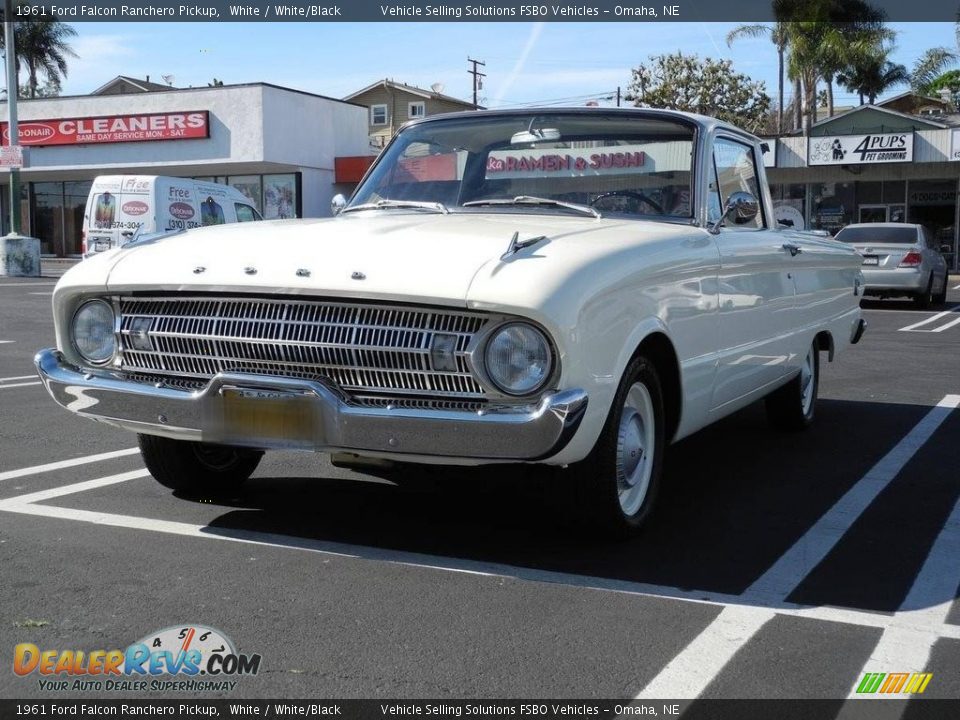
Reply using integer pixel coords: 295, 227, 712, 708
808, 132, 913, 166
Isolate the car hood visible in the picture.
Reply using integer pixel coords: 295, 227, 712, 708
98, 213, 700, 307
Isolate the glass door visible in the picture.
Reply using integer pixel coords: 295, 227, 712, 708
858, 205, 888, 223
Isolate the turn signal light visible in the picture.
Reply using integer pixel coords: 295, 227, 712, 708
899, 252, 922, 268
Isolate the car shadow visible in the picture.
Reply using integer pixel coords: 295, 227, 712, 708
186, 398, 959, 614
860, 297, 959, 312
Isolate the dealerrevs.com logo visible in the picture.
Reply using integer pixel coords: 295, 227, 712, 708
13, 624, 261, 693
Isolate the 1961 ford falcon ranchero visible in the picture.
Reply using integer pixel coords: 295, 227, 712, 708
36, 108, 866, 536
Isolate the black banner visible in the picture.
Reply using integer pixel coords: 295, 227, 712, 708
2, 700, 960, 720
6, 0, 960, 23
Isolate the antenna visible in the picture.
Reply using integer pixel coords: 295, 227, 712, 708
161, 74, 175, 86
430, 82, 444, 94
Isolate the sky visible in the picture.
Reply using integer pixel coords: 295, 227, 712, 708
53, 22, 960, 109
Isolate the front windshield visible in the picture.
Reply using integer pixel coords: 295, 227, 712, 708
348, 112, 696, 219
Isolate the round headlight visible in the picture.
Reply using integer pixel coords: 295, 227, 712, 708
483, 323, 553, 396
72, 300, 116, 365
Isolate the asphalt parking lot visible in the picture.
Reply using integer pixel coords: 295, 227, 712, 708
1, 272, 959, 705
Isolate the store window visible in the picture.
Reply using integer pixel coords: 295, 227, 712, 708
769, 183, 806, 230
263, 174, 298, 219
811, 182, 856, 235
227, 175, 263, 213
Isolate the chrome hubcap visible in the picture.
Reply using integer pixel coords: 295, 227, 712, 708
616, 382, 655, 516
800, 347, 815, 416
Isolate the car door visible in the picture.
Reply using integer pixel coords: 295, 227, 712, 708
709, 135, 796, 410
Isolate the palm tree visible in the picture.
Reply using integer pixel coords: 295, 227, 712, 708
14, 20, 78, 99
781, 0, 890, 132
910, 47, 958, 97
0, 3, 78, 99
727, 23, 789, 133
837, 46, 909, 104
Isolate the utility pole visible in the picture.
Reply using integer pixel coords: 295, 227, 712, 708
616, 87, 621, 107
4, 0, 19, 234
467, 57, 485, 109
0, 0, 39, 277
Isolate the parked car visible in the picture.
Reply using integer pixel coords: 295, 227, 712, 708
36, 108, 866, 536
82, 175, 262, 257
834, 222, 949, 308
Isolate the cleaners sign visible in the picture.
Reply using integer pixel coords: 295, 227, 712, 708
0, 111, 209, 147
808, 132, 913, 166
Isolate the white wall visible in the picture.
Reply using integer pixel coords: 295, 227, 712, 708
10, 86, 266, 174
0, 83, 369, 218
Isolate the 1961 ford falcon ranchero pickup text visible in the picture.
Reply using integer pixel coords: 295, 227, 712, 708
36, 108, 866, 536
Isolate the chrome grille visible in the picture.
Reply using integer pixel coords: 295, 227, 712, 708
117, 296, 489, 399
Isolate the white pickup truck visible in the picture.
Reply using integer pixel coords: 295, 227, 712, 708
37, 108, 865, 537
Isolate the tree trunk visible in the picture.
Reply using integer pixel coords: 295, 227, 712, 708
859, 91, 864, 105
827, 77, 834, 118
793, 77, 802, 131
777, 48, 784, 135
802, 73, 817, 134
28, 62, 37, 99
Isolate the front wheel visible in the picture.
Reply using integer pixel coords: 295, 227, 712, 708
565, 355, 665, 538
765, 341, 819, 431
138, 434, 263, 495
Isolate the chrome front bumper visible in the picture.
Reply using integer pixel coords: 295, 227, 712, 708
35, 349, 588, 461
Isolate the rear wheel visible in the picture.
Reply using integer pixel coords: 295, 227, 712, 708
933, 271, 948, 306
138, 434, 263, 495
565, 355, 665, 538
765, 341, 819, 431
913, 276, 933, 309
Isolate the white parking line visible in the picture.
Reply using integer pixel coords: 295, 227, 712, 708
635, 394, 960, 700
0, 447, 139, 482
841, 493, 960, 710
28, 292, 52, 296
931, 316, 960, 333
898, 310, 959, 332
0, 282, 56, 287
0, 375, 38, 382
0, 469, 150, 505
0, 340, 15, 344
0, 381, 41, 390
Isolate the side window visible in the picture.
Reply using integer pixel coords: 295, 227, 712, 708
713, 138, 764, 229
235, 203, 259, 222
370, 104, 388, 126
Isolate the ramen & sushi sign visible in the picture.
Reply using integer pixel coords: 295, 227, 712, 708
0, 111, 209, 147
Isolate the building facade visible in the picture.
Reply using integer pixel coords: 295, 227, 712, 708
0, 81, 369, 257
765, 104, 960, 270
344, 79, 478, 152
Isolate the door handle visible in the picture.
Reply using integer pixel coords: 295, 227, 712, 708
782, 242, 802, 257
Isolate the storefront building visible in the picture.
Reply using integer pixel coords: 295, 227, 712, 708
0, 79, 369, 257
765, 104, 960, 269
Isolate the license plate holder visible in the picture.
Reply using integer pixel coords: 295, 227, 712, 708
218, 387, 317, 446
862, 256, 879, 266
93, 240, 110, 252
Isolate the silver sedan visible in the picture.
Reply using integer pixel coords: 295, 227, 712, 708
834, 223, 950, 308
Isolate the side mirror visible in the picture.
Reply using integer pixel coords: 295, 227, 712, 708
331, 194, 347, 216
709, 191, 759, 234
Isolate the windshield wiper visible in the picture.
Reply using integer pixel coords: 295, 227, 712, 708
462, 195, 601, 219
341, 199, 449, 215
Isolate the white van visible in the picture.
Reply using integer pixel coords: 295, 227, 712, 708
82, 175, 262, 256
